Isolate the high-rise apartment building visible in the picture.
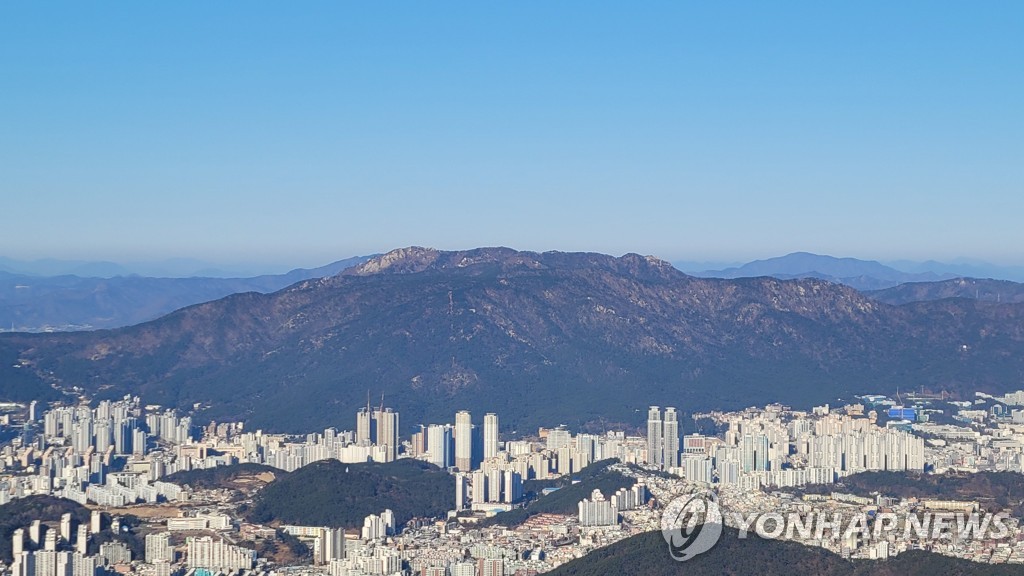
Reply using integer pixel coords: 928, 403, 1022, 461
648, 406, 681, 471
75, 527, 87, 556
455, 410, 473, 471
354, 405, 399, 461
427, 424, 453, 469
647, 406, 663, 469
145, 533, 173, 564
355, 407, 373, 445
454, 473, 468, 511
313, 528, 344, 564
186, 536, 255, 571
483, 413, 499, 461
375, 408, 399, 462
59, 514, 72, 543
663, 407, 680, 469
478, 558, 504, 576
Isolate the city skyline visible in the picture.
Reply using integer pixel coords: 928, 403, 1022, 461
5, 386, 1019, 570
2, 2, 1022, 573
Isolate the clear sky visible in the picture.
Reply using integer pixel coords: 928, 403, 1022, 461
2, 2, 1022, 268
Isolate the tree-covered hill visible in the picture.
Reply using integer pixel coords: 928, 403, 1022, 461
789, 470, 1024, 516
244, 458, 454, 529
485, 459, 635, 527
163, 463, 283, 490
0, 496, 91, 562
549, 528, 1024, 576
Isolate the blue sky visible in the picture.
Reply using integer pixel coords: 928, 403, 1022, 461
2, 2, 1021, 267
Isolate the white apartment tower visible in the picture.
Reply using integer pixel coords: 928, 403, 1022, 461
355, 405, 399, 461
145, 532, 173, 564
375, 408, 399, 462
29, 521, 42, 548
455, 410, 473, 471
426, 424, 453, 469
313, 528, 345, 564
648, 405, 681, 471
455, 473, 468, 510
663, 407, 680, 469
483, 413, 499, 460
187, 536, 255, 571
647, 407, 663, 469
75, 526, 88, 556
60, 513, 72, 543
356, 408, 372, 445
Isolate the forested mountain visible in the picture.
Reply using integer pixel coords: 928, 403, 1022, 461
2, 247, 1024, 432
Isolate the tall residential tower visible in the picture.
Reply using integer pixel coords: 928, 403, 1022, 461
663, 407, 680, 469
647, 406, 680, 471
455, 410, 473, 471
483, 413, 499, 460
647, 406, 663, 469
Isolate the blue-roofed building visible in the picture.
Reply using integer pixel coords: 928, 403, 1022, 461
888, 407, 917, 421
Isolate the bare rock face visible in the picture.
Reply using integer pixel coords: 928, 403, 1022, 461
347, 247, 442, 275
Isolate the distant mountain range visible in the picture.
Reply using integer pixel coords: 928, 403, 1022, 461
0, 256, 310, 278
682, 252, 1024, 289
689, 252, 955, 290
0, 256, 373, 331
885, 258, 1024, 283
6, 251, 1024, 333
3, 247, 1023, 433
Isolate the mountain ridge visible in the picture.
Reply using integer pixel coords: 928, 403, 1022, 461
867, 278, 1024, 306
2, 247, 1024, 432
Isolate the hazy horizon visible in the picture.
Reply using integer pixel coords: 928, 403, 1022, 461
3, 248, 1024, 280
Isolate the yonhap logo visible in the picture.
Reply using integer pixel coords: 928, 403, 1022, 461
660, 491, 723, 562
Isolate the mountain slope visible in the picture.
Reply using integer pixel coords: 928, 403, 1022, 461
0, 256, 372, 331
548, 529, 1021, 576
2, 247, 1024, 432
867, 278, 1024, 305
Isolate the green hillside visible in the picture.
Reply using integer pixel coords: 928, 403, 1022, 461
244, 458, 454, 528
549, 528, 1024, 576
0, 496, 91, 562
485, 459, 635, 527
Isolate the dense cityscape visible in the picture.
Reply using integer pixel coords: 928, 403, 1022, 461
3, 2, 1020, 574
4, 384, 1024, 576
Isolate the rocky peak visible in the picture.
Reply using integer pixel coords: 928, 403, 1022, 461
344, 247, 683, 280
346, 246, 442, 276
